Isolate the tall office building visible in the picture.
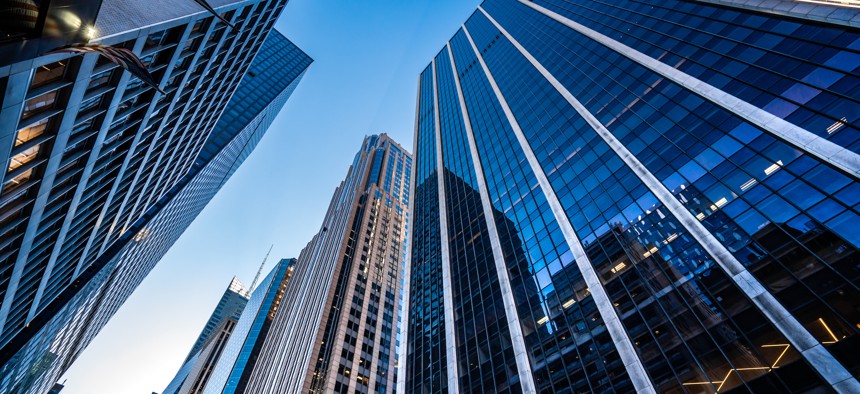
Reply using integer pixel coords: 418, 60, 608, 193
402, 1, 860, 393
202, 134, 411, 394
162, 277, 250, 394
0, 1, 311, 392
203, 258, 297, 394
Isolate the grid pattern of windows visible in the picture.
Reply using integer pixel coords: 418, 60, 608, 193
304, 138, 409, 394
485, 0, 860, 386
435, 47, 521, 393
454, 26, 632, 393
405, 68, 450, 393
406, 0, 860, 393
0, 2, 309, 392
533, 0, 860, 154
197, 31, 311, 166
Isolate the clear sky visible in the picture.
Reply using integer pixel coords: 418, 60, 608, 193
59, 0, 479, 392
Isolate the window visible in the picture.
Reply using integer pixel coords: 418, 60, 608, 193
31, 61, 67, 88
78, 95, 102, 114
125, 76, 144, 92
87, 70, 113, 91
190, 18, 208, 35
8, 144, 41, 172
2, 168, 36, 195
144, 30, 166, 49
71, 117, 97, 136
21, 90, 59, 119
15, 117, 52, 146
139, 53, 156, 68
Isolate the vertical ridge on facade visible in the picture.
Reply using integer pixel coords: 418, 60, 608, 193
478, 5, 859, 391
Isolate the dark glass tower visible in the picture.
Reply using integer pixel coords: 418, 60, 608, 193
0, 2, 311, 392
402, 1, 860, 393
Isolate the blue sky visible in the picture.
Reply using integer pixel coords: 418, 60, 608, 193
60, 0, 480, 392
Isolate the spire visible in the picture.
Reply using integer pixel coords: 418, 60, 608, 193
249, 245, 273, 293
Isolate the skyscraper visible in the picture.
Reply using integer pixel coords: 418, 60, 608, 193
202, 134, 412, 394
203, 258, 297, 394
0, 1, 311, 392
402, 1, 860, 393
162, 277, 250, 394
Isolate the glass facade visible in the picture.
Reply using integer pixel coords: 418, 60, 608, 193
403, 1, 860, 393
0, 4, 311, 392
162, 277, 250, 394
204, 259, 295, 394
404, 66, 451, 394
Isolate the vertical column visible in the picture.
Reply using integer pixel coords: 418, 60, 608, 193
485, 5, 858, 392
431, 59, 460, 394
395, 77, 420, 394
25, 53, 101, 322
445, 43, 537, 394
461, 24, 657, 394
0, 51, 116, 332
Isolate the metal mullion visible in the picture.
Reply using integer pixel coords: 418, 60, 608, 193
0, 53, 97, 331
505, 3, 859, 391
461, 19, 657, 394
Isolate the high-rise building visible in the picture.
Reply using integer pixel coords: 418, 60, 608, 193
162, 277, 250, 394
293, 135, 411, 394
402, 1, 860, 393
202, 134, 412, 394
0, 1, 311, 392
203, 258, 297, 394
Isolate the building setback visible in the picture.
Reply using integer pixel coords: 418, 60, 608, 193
162, 277, 250, 394
401, 1, 860, 393
0, 1, 311, 393
202, 134, 411, 394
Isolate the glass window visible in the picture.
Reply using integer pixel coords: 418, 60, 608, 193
190, 18, 208, 34
31, 61, 67, 88
2, 167, 35, 195
8, 144, 41, 172
139, 53, 155, 68
87, 70, 113, 91
125, 76, 144, 92
71, 117, 96, 136
21, 90, 59, 119
15, 117, 51, 146
78, 95, 102, 114
144, 30, 166, 49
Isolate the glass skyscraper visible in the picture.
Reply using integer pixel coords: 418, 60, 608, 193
162, 277, 250, 394
204, 258, 297, 394
402, 1, 860, 393
0, 1, 311, 392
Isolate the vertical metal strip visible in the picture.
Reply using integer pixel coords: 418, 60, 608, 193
431, 59, 461, 394
517, 0, 860, 180
7, 54, 98, 326
0, 52, 129, 332
446, 43, 538, 394
482, 6, 859, 392
461, 24, 658, 394
396, 75, 421, 394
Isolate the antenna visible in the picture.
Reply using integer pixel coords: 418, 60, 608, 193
249, 244, 273, 292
